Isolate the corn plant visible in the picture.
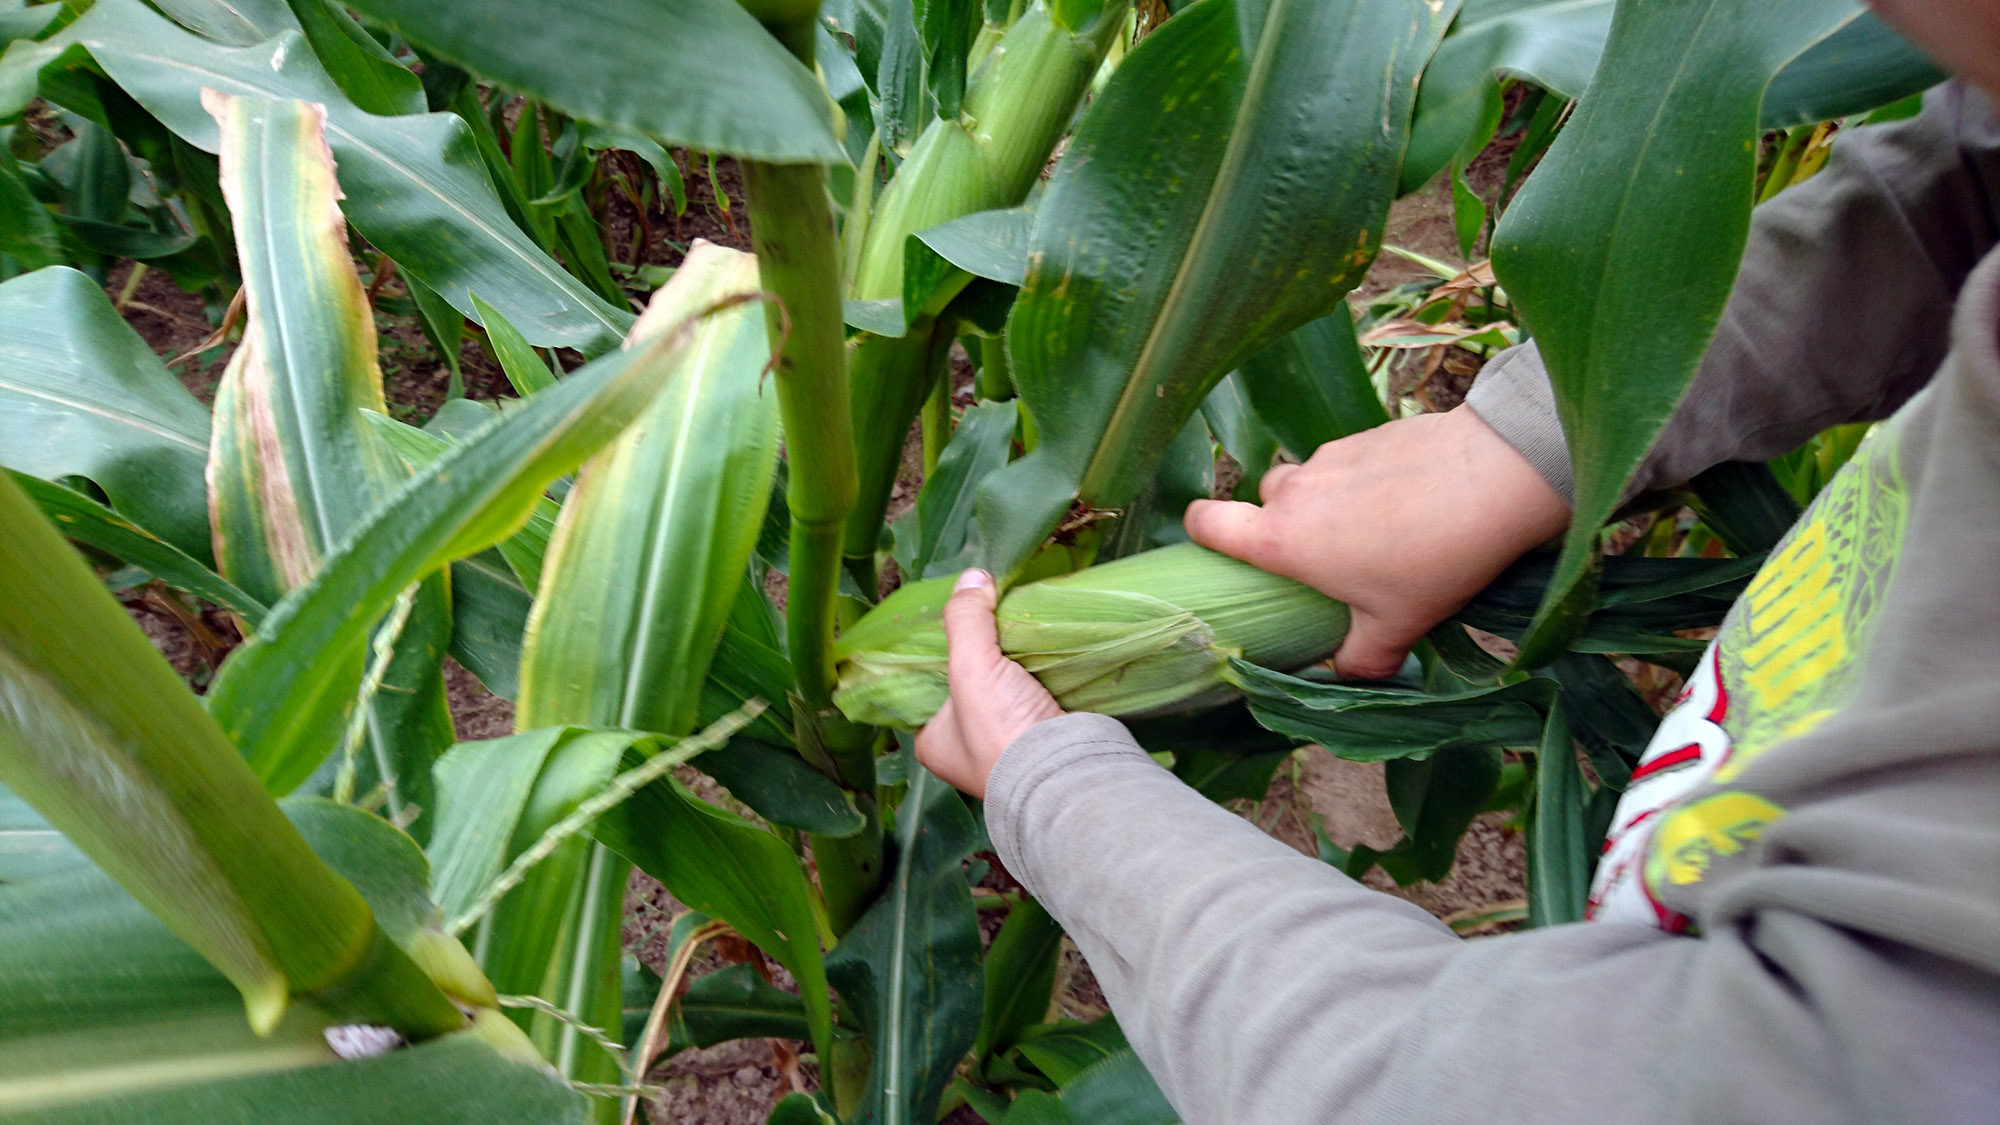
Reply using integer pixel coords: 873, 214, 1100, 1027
0, 0, 1939, 1121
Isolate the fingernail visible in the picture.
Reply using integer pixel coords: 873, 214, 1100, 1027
953, 568, 992, 592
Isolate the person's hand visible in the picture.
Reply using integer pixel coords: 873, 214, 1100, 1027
914, 569, 1065, 799
1184, 406, 1570, 679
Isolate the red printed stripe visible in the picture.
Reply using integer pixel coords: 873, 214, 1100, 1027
1630, 743, 1704, 783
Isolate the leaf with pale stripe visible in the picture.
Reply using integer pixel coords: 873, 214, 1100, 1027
203, 90, 454, 833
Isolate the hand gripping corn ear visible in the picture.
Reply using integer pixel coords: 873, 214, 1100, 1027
832, 543, 1350, 728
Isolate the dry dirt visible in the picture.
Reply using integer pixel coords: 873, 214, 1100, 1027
96, 110, 1544, 1125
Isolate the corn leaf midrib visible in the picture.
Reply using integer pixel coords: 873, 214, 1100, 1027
618, 323, 730, 728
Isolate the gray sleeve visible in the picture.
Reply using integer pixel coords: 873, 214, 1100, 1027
986, 712, 1999, 1125
1465, 81, 2000, 504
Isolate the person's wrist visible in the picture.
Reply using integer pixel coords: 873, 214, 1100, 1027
1445, 405, 1571, 553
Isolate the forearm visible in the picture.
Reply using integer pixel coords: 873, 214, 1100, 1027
986, 714, 1686, 1122
984, 714, 2000, 1124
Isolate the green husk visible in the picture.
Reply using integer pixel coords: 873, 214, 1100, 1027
833, 543, 1349, 727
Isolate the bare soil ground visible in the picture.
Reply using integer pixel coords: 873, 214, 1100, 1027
102, 130, 1542, 1123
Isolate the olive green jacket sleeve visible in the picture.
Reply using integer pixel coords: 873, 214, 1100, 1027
1466, 81, 2000, 503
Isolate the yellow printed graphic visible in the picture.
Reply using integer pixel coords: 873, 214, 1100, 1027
1709, 426, 1909, 781
1645, 792, 1787, 890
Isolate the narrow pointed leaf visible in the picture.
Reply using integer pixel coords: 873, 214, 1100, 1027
1490, 0, 1864, 664
55, 0, 634, 351
894, 397, 1018, 580
1527, 699, 1588, 926
281, 0, 424, 117
978, 0, 1457, 576
342, 0, 841, 164
0, 146, 62, 270
1405, 2, 1939, 194
472, 293, 559, 396
204, 293, 703, 796
0, 266, 212, 558
10, 472, 267, 624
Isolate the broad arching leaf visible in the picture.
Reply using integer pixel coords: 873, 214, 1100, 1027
1491, 0, 1868, 664
51, 0, 635, 352
0, 267, 212, 558
342, 0, 843, 164
976, 0, 1458, 577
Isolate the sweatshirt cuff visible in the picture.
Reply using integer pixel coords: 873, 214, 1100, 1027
985, 712, 1152, 892
1465, 343, 1577, 506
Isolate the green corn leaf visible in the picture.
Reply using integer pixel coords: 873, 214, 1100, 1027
503, 245, 821, 1083
364, 410, 558, 596
666, 962, 813, 1053
342, 0, 841, 164
1013, 1017, 1131, 1087
0, 144, 61, 269
977, 0, 1457, 577
204, 283, 704, 797
692, 738, 866, 837
406, 275, 466, 399
1198, 376, 1279, 501
1489, 0, 1874, 665
52, 0, 634, 352
0, 5, 62, 46
472, 293, 560, 397
976, 898, 1063, 1060
769, 1092, 842, 1125
1404, 2, 1940, 195
1235, 309, 1390, 459
1402, 0, 1613, 194
0, 780, 82, 885
0, 473, 460, 1038
1232, 661, 1555, 764
0, 798, 577, 1122
0, 267, 213, 558
519, 242, 780, 738
9, 471, 267, 624
1527, 699, 1589, 926
842, 5, 1125, 564
1056, 1049, 1177, 1125
426, 725, 636, 1088
202, 90, 453, 834
594, 761, 835, 1065
893, 397, 1018, 580
1451, 550, 1762, 657
1378, 742, 1504, 884
147, 0, 297, 45
1761, 11, 1945, 127
824, 764, 984, 1125
281, 0, 424, 117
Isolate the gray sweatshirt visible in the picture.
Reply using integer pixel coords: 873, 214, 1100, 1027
984, 83, 2000, 1123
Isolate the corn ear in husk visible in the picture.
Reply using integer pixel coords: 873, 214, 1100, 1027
833, 543, 1350, 728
